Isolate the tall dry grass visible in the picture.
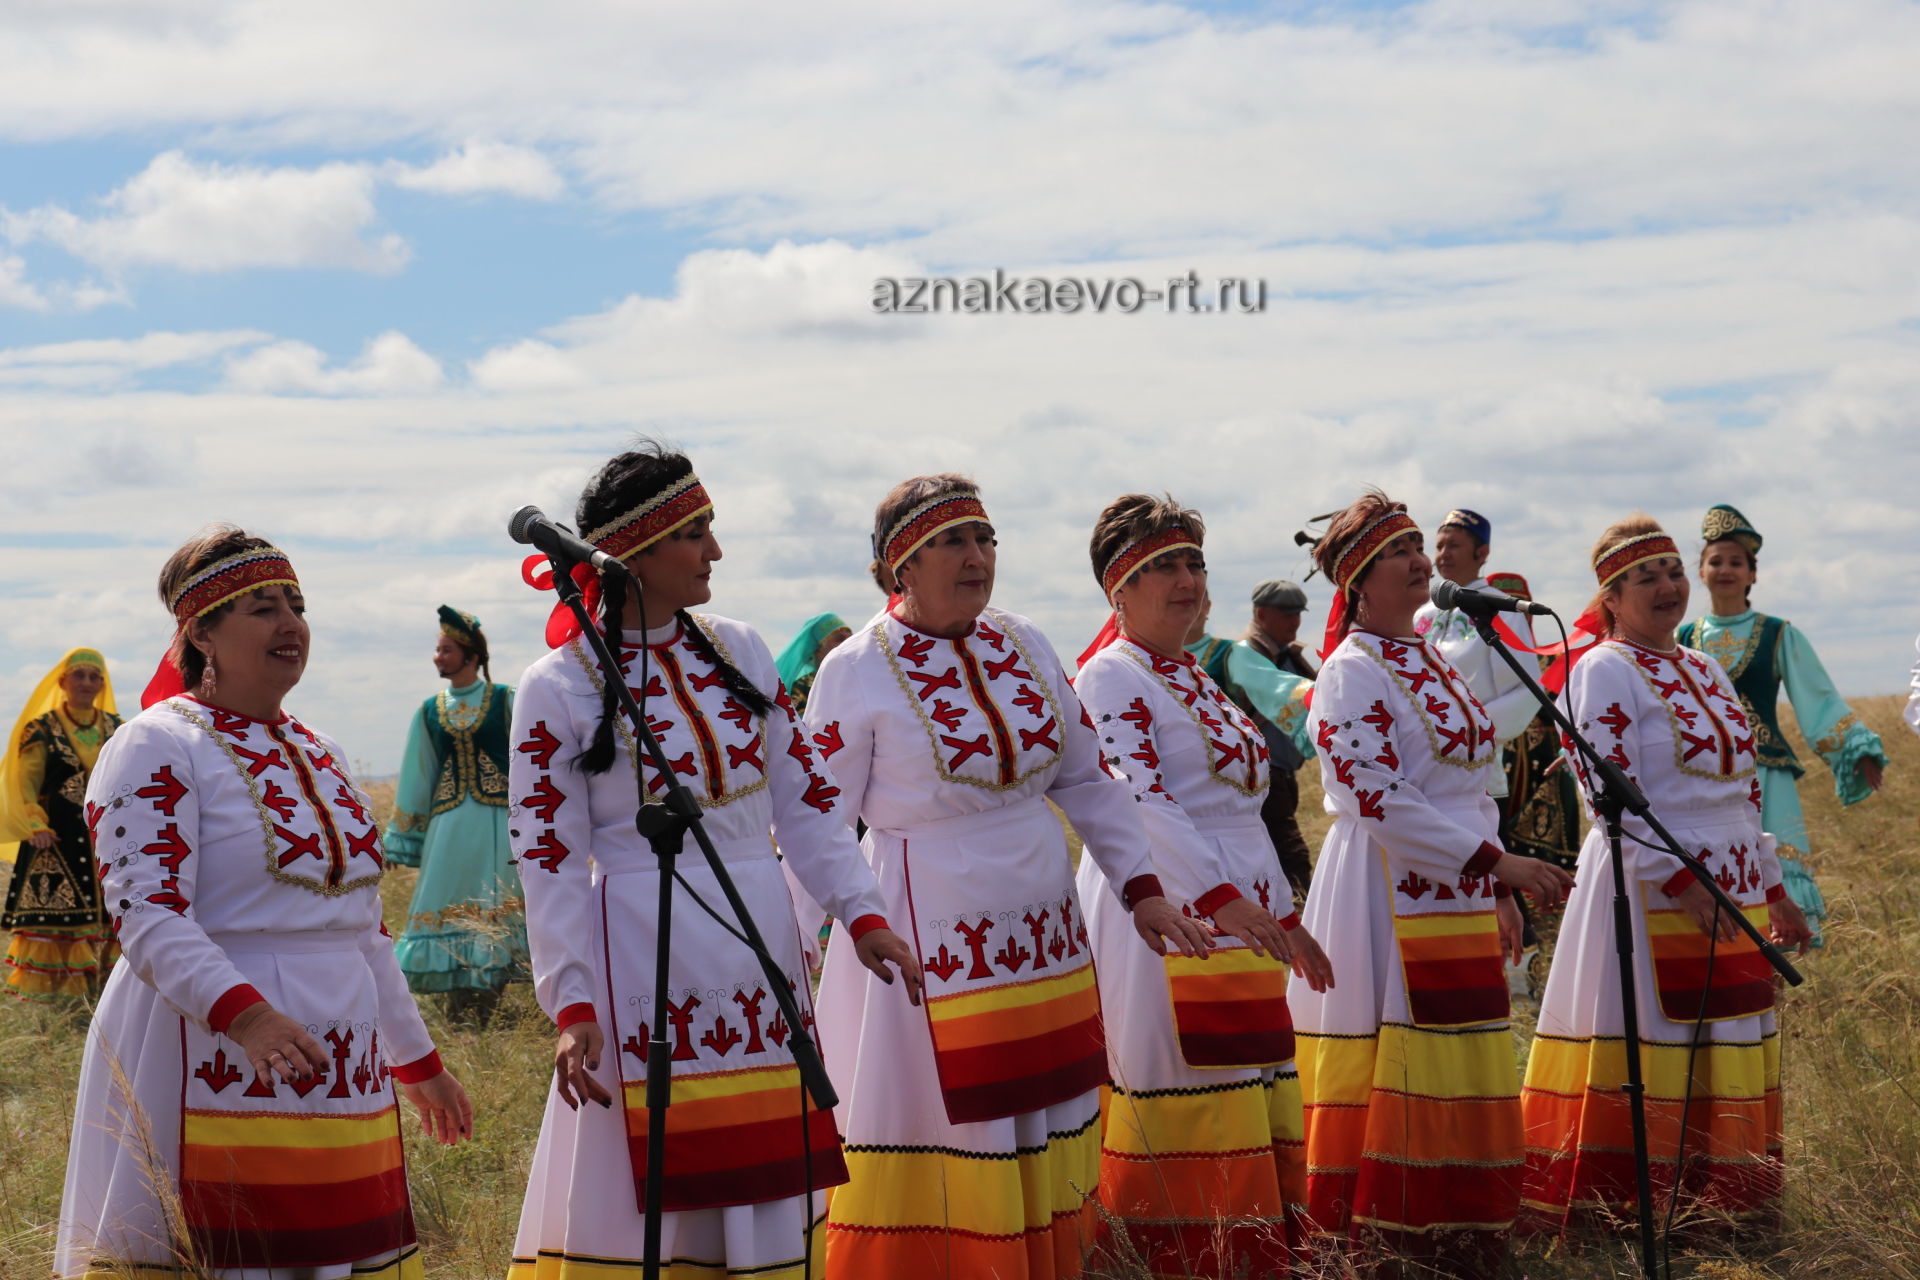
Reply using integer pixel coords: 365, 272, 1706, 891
2, 698, 1915, 1278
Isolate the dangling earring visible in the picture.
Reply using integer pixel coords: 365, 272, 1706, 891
200, 650, 218, 697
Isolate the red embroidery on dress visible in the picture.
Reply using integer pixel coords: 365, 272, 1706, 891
1331, 756, 1357, 789
345, 825, 382, 868
137, 766, 188, 816
1019, 718, 1059, 753
929, 699, 966, 731
230, 743, 287, 776
906, 667, 963, 700
942, 734, 992, 770
975, 621, 1008, 651
1376, 740, 1400, 770
275, 825, 322, 868
518, 721, 560, 770
1355, 788, 1386, 820
1362, 701, 1394, 735
725, 740, 765, 773
522, 776, 566, 822
261, 781, 297, 821
1121, 698, 1154, 735
983, 652, 1032, 682
718, 697, 754, 733
208, 708, 252, 739
524, 830, 570, 873
1012, 684, 1046, 717
1316, 719, 1338, 751
1438, 723, 1473, 756
1606, 743, 1632, 769
333, 785, 368, 825
194, 1048, 244, 1093
897, 633, 935, 668
1398, 667, 1436, 695
1423, 692, 1451, 723
1598, 702, 1631, 736
1378, 640, 1409, 666
1680, 731, 1718, 763
800, 774, 840, 813
811, 722, 845, 758
687, 669, 726, 694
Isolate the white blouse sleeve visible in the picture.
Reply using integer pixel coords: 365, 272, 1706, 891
1313, 653, 1502, 882
89, 715, 256, 1032
509, 658, 602, 1026
1077, 656, 1242, 914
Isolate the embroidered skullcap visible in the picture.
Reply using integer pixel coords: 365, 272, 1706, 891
1439, 508, 1491, 546
1251, 579, 1307, 611
1485, 571, 1531, 601
1701, 503, 1762, 555
437, 605, 484, 648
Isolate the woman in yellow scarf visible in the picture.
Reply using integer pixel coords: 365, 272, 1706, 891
1, 647, 122, 1001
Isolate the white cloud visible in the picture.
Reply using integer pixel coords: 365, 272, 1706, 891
0, 327, 268, 387
222, 330, 444, 394
0, 253, 47, 309
388, 140, 565, 200
3, 151, 408, 273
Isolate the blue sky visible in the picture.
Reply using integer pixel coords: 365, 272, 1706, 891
3, 0, 1917, 772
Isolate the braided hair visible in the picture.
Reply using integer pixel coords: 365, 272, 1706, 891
574, 443, 773, 775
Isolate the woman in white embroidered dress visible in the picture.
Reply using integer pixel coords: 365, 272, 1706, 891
802, 474, 1212, 1280
1072, 494, 1335, 1278
1520, 514, 1812, 1234
59, 527, 471, 1280
1288, 491, 1572, 1278
506, 445, 922, 1280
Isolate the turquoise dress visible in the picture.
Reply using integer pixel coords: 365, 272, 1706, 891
383, 680, 528, 992
1679, 610, 1887, 944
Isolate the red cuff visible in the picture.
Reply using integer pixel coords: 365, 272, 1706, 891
1122, 875, 1165, 910
556, 1002, 598, 1029
1493, 882, 1513, 899
1193, 883, 1243, 918
847, 914, 888, 942
390, 1050, 444, 1084
209, 984, 266, 1035
1765, 883, 1785, 904
1277, 911, 1301, 931
1462, 841, 1503, 878
1660, 868, 1695, 899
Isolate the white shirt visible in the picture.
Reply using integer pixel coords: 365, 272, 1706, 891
1414, 575, 1544, 798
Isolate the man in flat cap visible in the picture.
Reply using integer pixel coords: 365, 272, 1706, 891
1224, 579, 1318, 900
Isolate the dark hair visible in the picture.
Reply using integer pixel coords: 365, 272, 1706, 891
868, 473, 977, 594
1586, 512, 1667, 635
157, 524, 280, 687
1313, 488, 1408, 586
573, 441, 771, 774
1698, 538, 1757, 608
450, 632, 493, 687
1088, 493, 1206, 589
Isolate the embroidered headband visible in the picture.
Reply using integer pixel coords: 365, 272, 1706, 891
878, 491, 991, 574
585, 473, 714, 561
1595, 531, 1680, 587
1101, 525, 1201, 600
168, 548, 300, 624
1331, 510, 1418, 592
64, 648, 107, 673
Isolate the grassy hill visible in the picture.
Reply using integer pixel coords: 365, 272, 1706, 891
3, 696, 1914, 1278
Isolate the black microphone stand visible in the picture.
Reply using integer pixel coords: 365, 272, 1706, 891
544, 553, 838, 1280
1467, 611, 1802, 1280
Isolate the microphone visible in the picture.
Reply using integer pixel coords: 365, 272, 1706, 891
1431, 579, 1554, 618
508, 506, 625, 575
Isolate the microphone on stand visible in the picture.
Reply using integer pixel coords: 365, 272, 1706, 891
1431, 579, 1554, 618
508, 505, 625, 575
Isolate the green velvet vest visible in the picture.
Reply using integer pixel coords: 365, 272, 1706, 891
422, 683, 513, 815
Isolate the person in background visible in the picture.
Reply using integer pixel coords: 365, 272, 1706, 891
1907, 633, 1920, 738
1182, 588, 1235, 684
1290, 490, 1571, 1277
1, 648, 122, 1002
775, 611, 852, 717
60, 527, 469, 1280
1678, 503, 1886, 946
1522, 513, 1811, 1235
1415, 509, 1548, 992
1225, 579, 1317, 899
383, 605, 526, 1025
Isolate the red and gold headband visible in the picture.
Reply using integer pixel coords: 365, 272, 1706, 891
1596, 531, 1679, 588
1331, 510, 1418, 592
586, 474, 714, 561
880, 491, 990, 574
168, 548, 299, 624
1102, 525, 1200, 601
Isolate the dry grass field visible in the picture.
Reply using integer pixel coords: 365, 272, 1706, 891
2, 696, 1914, 1278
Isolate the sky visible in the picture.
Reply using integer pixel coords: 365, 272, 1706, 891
2, 0, 1917, 775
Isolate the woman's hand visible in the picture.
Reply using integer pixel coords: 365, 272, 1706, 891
1210, 896, 1292, 960
854, 927, 925, 1006
1283, 922, 1336, 993
401, 1070, 474, 1145
1670, 879, 1739, 942
554, 1021, 615, 1111
27, 829, 55, 849
1132, 896, 1214, 958
1496, 894, 1525, 965
1768, 895, 1815, 955
227, 1002, 328, 1089
1493, 852, 1574, 907
1858, 757, 1885, 793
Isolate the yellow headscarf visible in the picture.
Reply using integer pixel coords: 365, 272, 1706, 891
0, 648, 118, 861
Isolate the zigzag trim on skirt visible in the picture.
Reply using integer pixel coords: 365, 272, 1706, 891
843, 1110, 1099, 1161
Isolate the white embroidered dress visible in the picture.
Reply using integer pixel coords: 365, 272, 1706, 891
1414, 577, 1542, 798
1289, 631, 1523, 1248
507, 615, 888, 1280
59, 696, 439, 1280
802, 606, 1159, 1280
1520, 639, 1786, 1229
1073, 637, 1308, 1275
